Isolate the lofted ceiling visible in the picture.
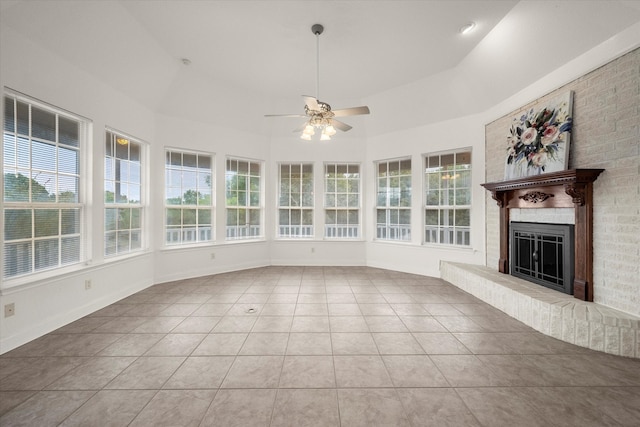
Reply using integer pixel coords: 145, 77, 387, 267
1, 1, 640, 136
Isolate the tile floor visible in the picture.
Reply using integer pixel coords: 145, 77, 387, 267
1, 266, 640, 426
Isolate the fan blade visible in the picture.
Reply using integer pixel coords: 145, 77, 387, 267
332, 106, 370, 117
332, 119, 353, 132
264, 114, 306, 118
292, 122, 309, 133
302, 95, 319, 111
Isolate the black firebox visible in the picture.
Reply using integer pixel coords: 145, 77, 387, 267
510, 222, 575, 294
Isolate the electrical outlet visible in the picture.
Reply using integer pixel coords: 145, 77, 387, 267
210, 253, 216, 260
4, 303, 15, 318
85, 280, 92, 290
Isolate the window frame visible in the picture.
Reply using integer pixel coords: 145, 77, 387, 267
225, 156, 263, 241
104, 129, 147, 258
2, 90, 90, 284
423, 148, 472, 247
375, 157, 412, 242
163, 148, 214, 247
324, 162, 361, 239
277, 162, 314, 239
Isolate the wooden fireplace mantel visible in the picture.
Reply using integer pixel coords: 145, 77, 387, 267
481, 169, 604, 301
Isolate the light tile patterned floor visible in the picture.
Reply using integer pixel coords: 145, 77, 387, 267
1, 266, 640, 426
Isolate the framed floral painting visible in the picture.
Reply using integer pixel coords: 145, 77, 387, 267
504, 91, 573, 180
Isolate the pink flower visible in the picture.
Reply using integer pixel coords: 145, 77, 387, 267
541, 125, 560, 145
521, 127, 537, 145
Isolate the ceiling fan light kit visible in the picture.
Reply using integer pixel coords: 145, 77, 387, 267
265, 24, 370, 141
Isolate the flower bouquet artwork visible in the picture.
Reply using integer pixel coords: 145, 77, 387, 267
504, 91, 573, 180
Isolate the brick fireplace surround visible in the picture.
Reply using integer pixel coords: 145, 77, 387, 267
443, 48, 640, 358
442, 169, 640, 359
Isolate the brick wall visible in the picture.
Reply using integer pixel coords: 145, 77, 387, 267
485, 48, 640, 316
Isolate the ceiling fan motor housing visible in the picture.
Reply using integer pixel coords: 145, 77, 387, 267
305, 101, 332, 115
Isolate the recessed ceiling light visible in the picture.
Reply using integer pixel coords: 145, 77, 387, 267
460, 22, 476, 35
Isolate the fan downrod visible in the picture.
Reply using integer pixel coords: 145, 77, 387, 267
311, 24, 324, 35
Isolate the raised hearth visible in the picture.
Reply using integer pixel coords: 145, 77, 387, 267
441, 261, 640, 358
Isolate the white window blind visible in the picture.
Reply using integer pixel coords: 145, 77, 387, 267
3, 93, 85, 278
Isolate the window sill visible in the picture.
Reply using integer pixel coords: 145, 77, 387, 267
103, 249, 152, 264
372, 239, 414, 245
160, 239, 267, 252
421, 242, 476, 251
223, 238, 266, 245
161, 242, 217, 251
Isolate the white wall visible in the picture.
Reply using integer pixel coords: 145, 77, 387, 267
363, 114, 487, 277
267, 129, 368, 267
151, 114, 272, 284
0, 26, 158, 353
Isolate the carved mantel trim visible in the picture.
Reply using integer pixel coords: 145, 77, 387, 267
519, 191, 554, 203
481, 169, 604, 301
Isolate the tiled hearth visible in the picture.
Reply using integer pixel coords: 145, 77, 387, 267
441, 262, 640, 359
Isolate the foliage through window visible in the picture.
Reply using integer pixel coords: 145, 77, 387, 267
226, 158, 261, 240
164, 149, 213, 245
3, 93, 84, 278
278, 163, 313, 238
325, 163, 360, 239
104, 131, 144, 256
424, 150, 471, 246
376, 158, 411, 241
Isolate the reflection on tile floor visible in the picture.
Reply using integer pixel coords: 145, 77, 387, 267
1, 266, 640, 426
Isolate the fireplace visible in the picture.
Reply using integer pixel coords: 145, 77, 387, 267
481, 169, 603, 301
510, 222, 574, 294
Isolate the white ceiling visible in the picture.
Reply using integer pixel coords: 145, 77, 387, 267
2, 0, 640, 135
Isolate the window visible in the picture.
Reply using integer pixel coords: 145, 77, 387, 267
225, 157, 262, 240
278, 163, 313, 238
2, 93, 85, 279
324, 163, 360, 238
376, 158, 411, 241
164, 149, 213, 245
104, 130, 144, 256
424, 150, 471, 246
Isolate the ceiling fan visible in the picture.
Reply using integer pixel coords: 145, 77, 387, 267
265, 24, 370, 140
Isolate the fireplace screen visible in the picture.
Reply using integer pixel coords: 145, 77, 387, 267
510, 222, 574, 294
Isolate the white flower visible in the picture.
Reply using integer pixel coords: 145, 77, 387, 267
531, 151, 548, 167
521, 127, 537, 145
